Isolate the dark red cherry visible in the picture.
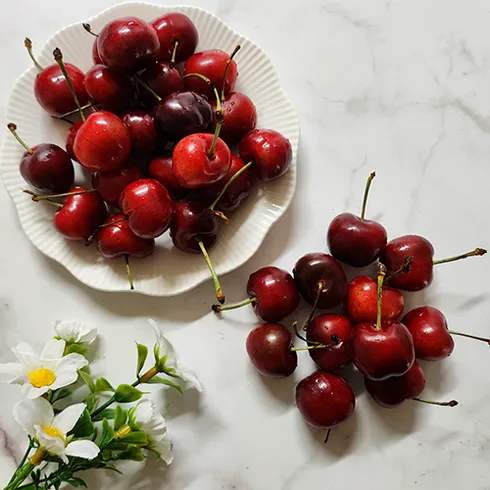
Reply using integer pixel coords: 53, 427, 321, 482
121, 109, 158, 153
140, 61, 184, 105
147, 154, 189, 200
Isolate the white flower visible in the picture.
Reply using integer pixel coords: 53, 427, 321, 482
55, 320, 98, 346
0, 339, 87, 398
14, 398, 99, 464
149, 319, 202, 392
130, 399, 173, 464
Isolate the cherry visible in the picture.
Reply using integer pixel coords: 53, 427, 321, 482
140, 61, 184, 105
121, 109, 158, 153
306, 314, 353, 371
8, 123, 74, 193
152, 13, 198, 64
97, 16, 160, 73
346, 275, 404, 324
82, 24, 103, 64
239, 129, 292, 182
293, 253, 348, 310
25, 38, 89, 117
246, 323, 297, 378
119, 178, 174, 239
147, 154, 189, 200
214, 266, 300, 323
296, 371, 355, 430
84, 64, 134, 112
352, 264, 415, 380
184, 49, 238, 100
381, 235, 487, 291
65, 122, 83, 161
327, 172, 387, 267
92, 164, 143, 207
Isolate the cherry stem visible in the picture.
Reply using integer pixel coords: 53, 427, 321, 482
413, 398, 458, 407
360, 171, 376, 221
23, 188, 97, 201
386, 255, 413, 281
197, 238, 225, 304
53, 48, 86, 122
448, 330, 490, 345
375, 262, 386, 331
86, 218, 127, 246
125, 255, 134, 291
209, 161, 254, 211
24, 38, 43, 71
292, 321, 317, 344
220, 45, 241, 101
7, 123, 33, 154
82, 23, 99, 37
433, 248, 487, 265
23, 190, 62, 208
324, 429, 332, 444
133, 74, 162, 102
170, 40, 179, 69
212, 296, 256, 313
210, 210, 229, 223
290, 335, 340, 351
55, 103, 94, 120
302, 280, 325, 331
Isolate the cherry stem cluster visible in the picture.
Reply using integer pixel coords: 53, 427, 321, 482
360, 171, 376, 221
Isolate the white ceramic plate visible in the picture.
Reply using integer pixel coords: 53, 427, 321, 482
0, 2, 299, 296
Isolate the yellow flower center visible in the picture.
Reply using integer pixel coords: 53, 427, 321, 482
42, 426, 66, 444
28, 368, 56, 388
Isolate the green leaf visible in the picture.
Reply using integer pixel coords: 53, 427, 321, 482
92, 408, 116, 422
66, 477, 87, 488
102, 463, 123, 474
91, 427, 99, 442
114, 384, 144, 403
65, 343, 88, 356
121, 431, 148, 446
147, 376, 183, 394
52, 388, 72, 403
113, 406, 127, 431
78, 370, 95, 394
153, 343, 160, 363
109, 442, 128, 451
94, 377, 114, 393
118, 446, 144, 462
100, 418, 114, 448
71, 409, 95, 437
136, 343, 148, 378
84, 394, 97, 412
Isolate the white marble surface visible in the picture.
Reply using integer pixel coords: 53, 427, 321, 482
1, 0, 490, 489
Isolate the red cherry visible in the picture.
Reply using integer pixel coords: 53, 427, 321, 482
296, 371, 355, 429
65, 122, 83, 161
246, 323, 297, 378
74, 111, 131, 172
92, 164, 143, 207
53, 187, 107, 241
346, 275, 404, 324
306, 314, 354, 371
98, 16, 160, 73
147, 154, 189, 200
239, 129, 292, 182
119, 178, 174, 239
140, 61, 184, 104
121, 109, 158, 153
152, 13, 198, 63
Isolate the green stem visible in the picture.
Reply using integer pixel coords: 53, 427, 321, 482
133, 74, 161, 102
360, 171, 376, 220
209, 161, 253, 211
5, 462, 35, 490
220, 45, 241, 101
375, 263, 386, 331
433, 248, 487, 265
25, 188, 97, 201
448, 330, 490, 344
302, 280, 325, 331
212, 297, 256, 313
197, 239, 225, 304
7, 124, 33, 154
7, 441, 34, 485
169, 40, 179, 68
125, 255, 134, 291
24, 38, 43, 71
55, 103, 93, 120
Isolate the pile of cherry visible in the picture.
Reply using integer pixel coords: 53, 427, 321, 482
214, 172, 487, 439
10, 13, 292, 293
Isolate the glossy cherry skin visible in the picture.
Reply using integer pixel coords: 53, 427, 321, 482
239, 129, 292, 182
92, 39, 103, 64
198, 155, 252, 214
98, 16, 160, 73
296, 371, 355, 429
246, 323, 297, 378
119, 178, 174, 239
121, 110, 158, 153
380, 235, 434, 291
183, 49, 238, 99
170, 200, 220, 253
20, 144, 74, 194
306, 314, 354, 371
84, 64, 133, 112
92, 164, 144, 207
353, 321, 415, 380
152, 13, 198, 63
293, 253, 348, 309
172, 133, 231, 188
147, 155, 189, 200
153, 91, 213, 142
140, 61, 184, 105
97, 213, 155, 259
211, 92, 257, 145
65, 122, 83, 161
346, 276, 404, 324
74, 111, 131, 172
246, 267, 300, 323
34, 63, 89, 117
365, 361, 425, 408
402, 306, 454, 361
53, 186, 107, 241
327, 212, 388, 268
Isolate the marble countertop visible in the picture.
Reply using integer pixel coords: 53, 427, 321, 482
1, 0, 490, 489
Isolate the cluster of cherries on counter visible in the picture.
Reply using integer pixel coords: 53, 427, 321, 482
10, 13, 292, 292
214, 172, 487, 439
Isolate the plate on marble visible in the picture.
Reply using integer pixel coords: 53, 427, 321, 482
0, 2, 299, 296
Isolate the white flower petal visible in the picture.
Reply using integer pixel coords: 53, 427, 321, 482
53, 403, 86, 434
177, 368, 203, 393
65, 440, 100, 460
14, 398, 53, 436
55, 320, 98, 345
156, 434, 173, 465
149, 319, 177, 366
49, 371, 78, 392
35, 425, 66, 456
41, 339, 66, 361
0, 362, 24, 382
12, 344, 39, 372
57, 353, 88, 372
133, 399, 154, 426
26, 385, 50, 399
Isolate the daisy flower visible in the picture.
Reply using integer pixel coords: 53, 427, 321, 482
54, 320, 98, 346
